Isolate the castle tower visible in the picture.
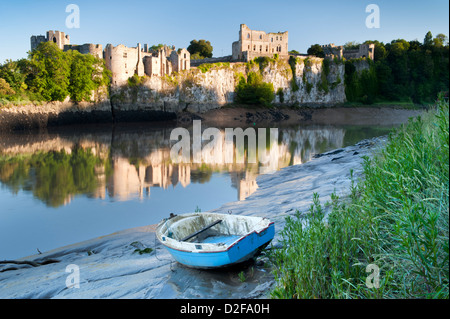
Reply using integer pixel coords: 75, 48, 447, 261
30, 30, 70, 51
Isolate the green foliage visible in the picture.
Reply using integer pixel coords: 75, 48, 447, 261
270, 98, 449, 299
133, 248, 153, 255
0, 146, 111, 207
0, 78, 15, 96
347, 32, 449, 104
307, 44, 325, 58
344, 41, 361, 50
197, 62, 230, 73
288, 56, 299, 92
305, 81, 313, 94
235, 71, 275, 107
127, 74, 145, 87
276, 88, 285, 103
29, 42, 71, 101
0, 42, 110, 105
187, 39, 213, 59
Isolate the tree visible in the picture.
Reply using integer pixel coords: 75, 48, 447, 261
307, 44, 325, 58
0, 78, 15, 96
424, 31, 433, 47
433, 33, 449, 47
29, 42, 71, 101
187, 40, 213, 59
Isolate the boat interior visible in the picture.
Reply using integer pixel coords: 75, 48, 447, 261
160, 213, 268, 245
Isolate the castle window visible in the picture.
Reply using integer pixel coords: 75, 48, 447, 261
123, 53, 127, 58
247, 33, 250, 39
276, 36, 278, 41
248, 45, 250, 50
266, 46, 268, 52
259, 35, 262, 40
280, 36, 282, 41
271, 38, 273, 42
53, 37, 57, 43
260, 45, 262, 52
253, 45, 256, 51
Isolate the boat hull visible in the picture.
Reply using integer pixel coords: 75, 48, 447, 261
156, 213, 275, 269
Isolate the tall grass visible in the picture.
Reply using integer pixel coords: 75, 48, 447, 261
270, 96, 449, 299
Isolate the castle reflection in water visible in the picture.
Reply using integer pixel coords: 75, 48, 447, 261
0, 125, 346, 206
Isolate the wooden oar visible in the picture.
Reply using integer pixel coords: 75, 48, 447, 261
181, 220, 223, 242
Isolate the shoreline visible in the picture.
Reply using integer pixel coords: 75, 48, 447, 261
0, 101, 424, 132
0, 135, 389, 299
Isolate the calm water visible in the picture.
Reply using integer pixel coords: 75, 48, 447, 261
0, 122, 394, 259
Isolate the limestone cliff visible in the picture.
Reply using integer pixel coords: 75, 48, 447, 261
0, 58, 351, 130
110, 57, 347, 117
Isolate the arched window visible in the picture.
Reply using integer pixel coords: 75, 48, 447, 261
53, 37, 57, 43
253, 45, 256, 51
247, 33, 250, 39
259, 35, 262, 40
260, 45, 262, 52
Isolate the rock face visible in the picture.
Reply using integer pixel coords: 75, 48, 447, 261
0, 100, 113, 132
0, 58, 354, 131
110, 57, 348, 115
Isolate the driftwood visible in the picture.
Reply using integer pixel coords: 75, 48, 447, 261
0, 259, 60, 272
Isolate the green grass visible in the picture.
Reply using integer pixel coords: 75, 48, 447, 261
270, 96, 449, 299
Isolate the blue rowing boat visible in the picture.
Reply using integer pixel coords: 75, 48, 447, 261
156, 212, 275, 269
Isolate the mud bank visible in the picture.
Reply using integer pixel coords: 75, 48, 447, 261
0, 100, 423, 132
0, 136, 387, 299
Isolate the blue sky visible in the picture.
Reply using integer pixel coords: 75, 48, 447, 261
0, 0, 448, 63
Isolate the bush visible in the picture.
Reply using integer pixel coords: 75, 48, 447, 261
235, 71, 275, 107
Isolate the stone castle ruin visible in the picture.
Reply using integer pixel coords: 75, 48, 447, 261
232, 24, 289, 61
31, 30, 191, 87
30, 25, 374, 88
321, 43, 375, 60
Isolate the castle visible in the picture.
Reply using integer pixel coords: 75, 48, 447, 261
232, 24, 289, 61
321, 43, 375, 60
30, 30, 191, 86
30, 25, 374, 87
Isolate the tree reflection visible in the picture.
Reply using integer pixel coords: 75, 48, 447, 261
0, 146, 110, 207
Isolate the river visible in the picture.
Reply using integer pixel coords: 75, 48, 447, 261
0, 118, 399, 260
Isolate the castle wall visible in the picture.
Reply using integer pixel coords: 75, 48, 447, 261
64, 44, 103, 59
46, 30, 70, 50
234, 24, 289, 62
170, 48, 190, 73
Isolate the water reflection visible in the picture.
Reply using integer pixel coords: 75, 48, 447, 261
0, 124, 391, 207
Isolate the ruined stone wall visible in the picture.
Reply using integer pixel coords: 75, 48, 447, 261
233, 24, 288, 61
30, 30, 70, 51
343, 43, 375, 60
64, 44, 103, 59
104, 44, 153, 86
46, 31, 70, 50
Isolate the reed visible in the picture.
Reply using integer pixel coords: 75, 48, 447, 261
270, 96, 449, 299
